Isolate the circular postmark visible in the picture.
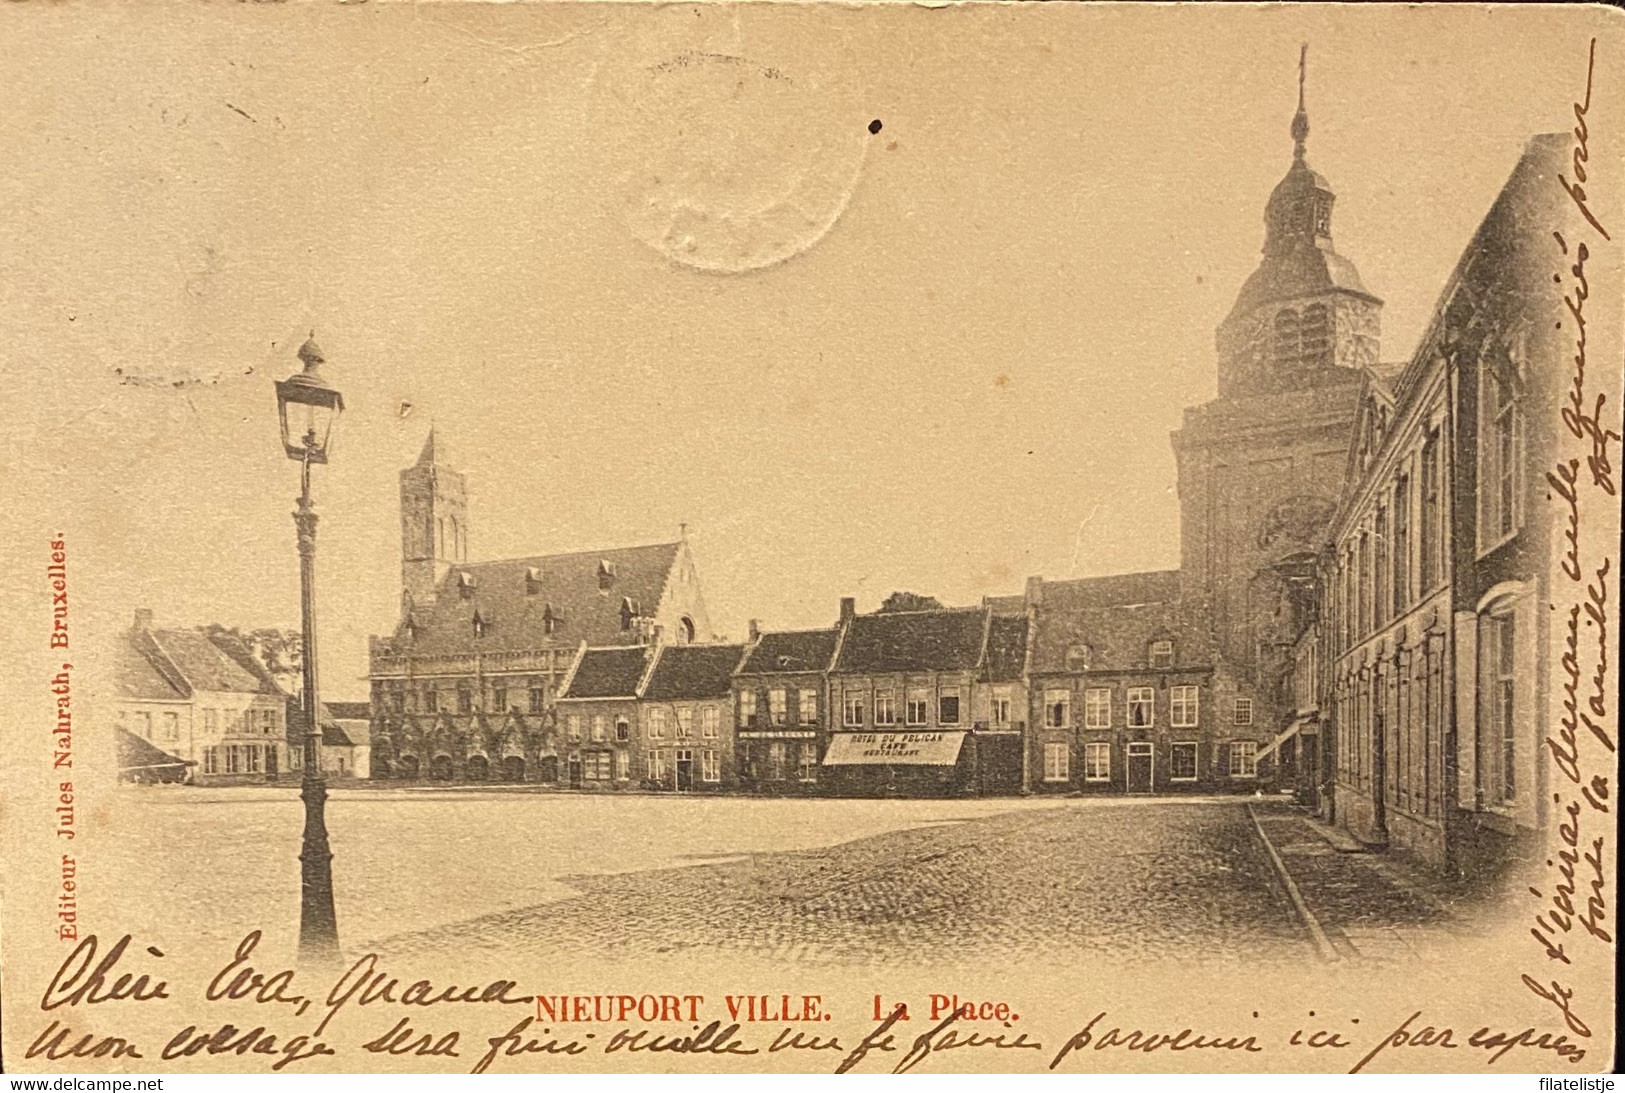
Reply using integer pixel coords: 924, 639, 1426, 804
619, 48, 872, 275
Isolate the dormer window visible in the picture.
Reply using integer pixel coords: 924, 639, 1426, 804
542, 603, 558, 636
620, 597, 636, 632
1149, 640, 1174, 669
457, 571, 476, 600
525, 567, 543, 596
1066, 643, 1091, 670
598, 560, 616, 591
472, 610, 488, 638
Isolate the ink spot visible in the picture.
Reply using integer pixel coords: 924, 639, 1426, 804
868, 118, 883, 134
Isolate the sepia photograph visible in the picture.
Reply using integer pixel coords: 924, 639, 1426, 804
0, 1, 1618, 1077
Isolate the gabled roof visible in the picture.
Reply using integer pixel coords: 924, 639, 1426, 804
287, 700, 371, 745
399, 542, 683, 655
118, 633, 191, 700
833, 607, 988, 674
737, 628, 839, 676
154, 629, 280, 694
117, 729, 192, 778
559, 645, 652, 700
642, 643, 746, 701
983, 614, 1029, 682
122, 626, 284, 698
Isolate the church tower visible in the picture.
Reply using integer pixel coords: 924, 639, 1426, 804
1215, 47, 1381, 397
399, 428, 468, 612
1172, 48, 1380, 730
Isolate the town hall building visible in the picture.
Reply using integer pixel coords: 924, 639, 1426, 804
366, 431, 712, 782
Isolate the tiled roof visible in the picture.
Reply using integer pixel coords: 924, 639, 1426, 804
983, 594, 1026, 616
126, 627, 283, 697
1038, 570, 1181, 610
286, 701, 373, 745
737, 628, 839, 675
117, 728, 192, 775
397, 542, 682, 655
1028, 570, 1198, 674
984, 614, 1029, 682
642, 643, 746, 701
324, 721, 369, 747
153, 629, 272, 694
117, 634, 191, 701
834, 608, 988, 674
561, 646, 652, 700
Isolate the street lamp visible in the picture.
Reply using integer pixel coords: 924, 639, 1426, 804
275, 334, 344, 961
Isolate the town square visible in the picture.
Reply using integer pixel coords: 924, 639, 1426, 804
2, 7, 1617, 1073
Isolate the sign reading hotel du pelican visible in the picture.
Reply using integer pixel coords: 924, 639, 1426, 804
0, 3, 1619, 1080
824, 731, 967, 766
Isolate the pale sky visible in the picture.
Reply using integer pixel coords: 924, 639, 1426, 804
1, 3, 1614, 699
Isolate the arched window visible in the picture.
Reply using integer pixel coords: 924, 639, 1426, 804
1300, 304, 1330, 366
1275, 304, 1332, 370
679, 616, 697, 644
1273, 309, 1301, 369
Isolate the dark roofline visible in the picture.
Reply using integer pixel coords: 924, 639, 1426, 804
449, 540, 682, 576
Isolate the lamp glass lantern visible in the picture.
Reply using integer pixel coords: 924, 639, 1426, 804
276, 339, 345, 463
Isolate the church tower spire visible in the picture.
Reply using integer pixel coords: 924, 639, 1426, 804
1213, 45, 1381, 396
399, 427, 468, 615
1291, 43, 1309, 161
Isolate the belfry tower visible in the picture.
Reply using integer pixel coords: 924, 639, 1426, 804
399, 428, 468, 612
1172, 46, 1380, 729
1215, 46, 1382, 397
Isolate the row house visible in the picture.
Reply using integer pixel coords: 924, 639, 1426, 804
732, 624, 838, 794
1024, 572, 1245, 794
115, 609, 289, 782
553, 646, 648, 787
637, 642, 745, 791
819, 598, 1028, 797
1307, 132, 1568, 874
368, 434, 713, 783
550, 642, 746, 790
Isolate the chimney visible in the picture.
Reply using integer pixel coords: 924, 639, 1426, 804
747, 618, 760, 641
1024, 576, 1044, 609
839, 596, 856, 623
133, 608, 154, 631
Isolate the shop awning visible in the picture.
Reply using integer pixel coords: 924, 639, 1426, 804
822, 731, 967, 767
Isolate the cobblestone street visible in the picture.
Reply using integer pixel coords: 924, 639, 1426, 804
378, 797, 1318, 966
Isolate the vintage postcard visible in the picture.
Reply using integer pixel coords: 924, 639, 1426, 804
0, 1, 1619, 1077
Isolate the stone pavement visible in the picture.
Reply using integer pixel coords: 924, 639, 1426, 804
1247, 801, 1467, 964
377, 798, 1312, 967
